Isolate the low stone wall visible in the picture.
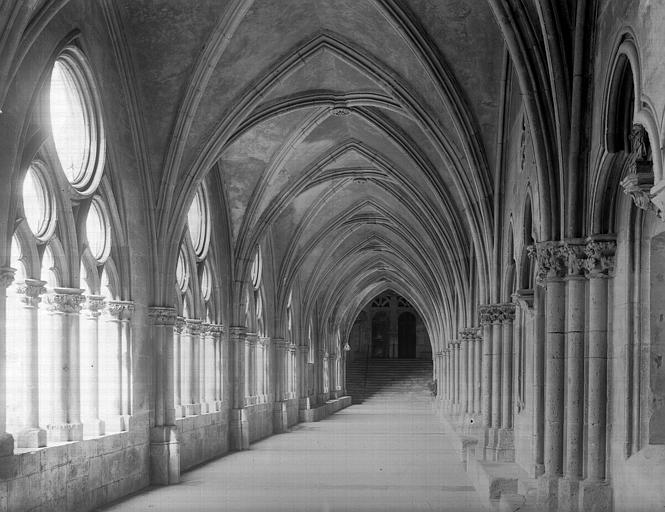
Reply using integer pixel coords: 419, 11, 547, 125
246, 402, 274, 443
0, 413, 150, 512
177, 410, 230, 472
286, 398, 299, 427
299, 396, 352, 423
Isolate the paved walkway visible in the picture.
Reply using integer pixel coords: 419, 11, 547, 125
102, 396, 485, 511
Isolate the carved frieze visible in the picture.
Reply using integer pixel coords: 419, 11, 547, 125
45, 288, 85, 314
229, 325, 247, 340
564, 240, 587, 277
584, 239, 617, 277
174, 316, 186, 334
479, 303, 515, 324
459, 328, 476, 342
183, 319, 203, 335
148, 306, 177, 326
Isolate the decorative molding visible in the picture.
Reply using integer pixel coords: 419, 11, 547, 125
45, 288, 85, 314
532, 241, 567, 284
330, 107, 350, 116
0, 267, 16, 288
229, 325, 247, 340
584, 238, 617, 277
148, 306, 177, 326
174, 316, 186, 333
15, 279, 46, 308
459, 328, 476, 342
107, 300, 135, 321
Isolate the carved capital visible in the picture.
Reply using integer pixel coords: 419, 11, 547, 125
84, 295, 106, 317
229, 325, 247, 340
563, 240, 588, 277
107, 300, 135, 321
206, 323, 224, 335
15, 279, 47, 308
532, 241, 567, 284
479, 305, 494, 325
459, 328, 476, 342
480, 303, 514, 324
272, 337, 288, 349
584, 238, 617, 277
148, 306, 177, 326
174, 316, 186, 333
183, 319, 203, 335
498, 303, 516, 323
620, 172, 661, 217
0, 267, 16, 288
45, 288, 85, 314
259, 336, 271, 347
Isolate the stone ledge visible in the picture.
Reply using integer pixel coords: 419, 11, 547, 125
299, 396, 352, 423
467, 458, 525, 504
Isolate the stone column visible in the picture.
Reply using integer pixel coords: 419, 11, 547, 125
534, 242, 567, 510
198, 323, 207, 413
500, 304, 516, 429
184, 319, 202, 415
148, 307, 179, 485
465, 330, 474, 415
474, 329, 482, 415
479, 307, 493, 428
0, 267, 15, 456
444, 348, 450, 401
45, 287, 85, 442
559, 241, 586, 511
579, 238, 615, 511
272, 337, 288, 432
247, 333, 257, 400
173, 317, 185, 418
201, 324, 218, 413
81, 294, 106, 437
104, 301, 133, 432
15, 279, 47, 447
459, 333, 469, 414
119, 302, 134, 419
451, 342, 458, 407
215, 325, 225, 405
230, 326, 249, 450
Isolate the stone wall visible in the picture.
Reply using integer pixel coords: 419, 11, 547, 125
246, 402, 274, 443
177, 410, 230, 472
0, 414, 149, 512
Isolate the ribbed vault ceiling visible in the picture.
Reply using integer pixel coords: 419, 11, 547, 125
118, 0, 504, 347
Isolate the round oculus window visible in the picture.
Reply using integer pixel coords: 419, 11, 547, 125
50, 47, 105, 193
85, 198, 111, 262
22, 165, 55, 241
187, 186, 210, 259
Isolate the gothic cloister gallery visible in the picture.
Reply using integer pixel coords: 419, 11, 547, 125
1, 1, 665, 511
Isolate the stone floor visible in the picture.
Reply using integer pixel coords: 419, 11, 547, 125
100, 395, 486, 511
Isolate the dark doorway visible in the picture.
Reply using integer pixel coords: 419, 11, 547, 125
398, 312, 416, 358
371, 312, 389, 358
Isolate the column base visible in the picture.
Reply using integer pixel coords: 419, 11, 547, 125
537, 474, 560, 512
149, 426, 179, 485
230, 408, 249, 450
484, 427, 498, 459
206, 401, 218, 413
82, 419, 105, 438
184, 403, 201, 416
0, 432, 14, 456
15, 427, 47, 448
174, 405, 185, 419
558, 477, 580, 512
299, 397, 312, 410
578, 479, 612, 512
47, 422, 83, 442
273, 401, 288, 433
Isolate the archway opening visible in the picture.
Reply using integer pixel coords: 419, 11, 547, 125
398, 312, 416, 359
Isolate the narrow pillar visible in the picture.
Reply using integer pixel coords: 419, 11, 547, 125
173, 317, 184, 418
104, 301, 133, 431
184, 319, 202, 415
119, 302, 134, 419
199, 323, 207, 413
534, 242, 567, 511
491, 314, 502, 429
148, 307, 179, 485
230, 326, 249, 450
479, 309, 493, 427
465, 330, 474, 415
501, 305, 515, 428
81, 294, 106, 438
451, 342, 458, 407
473, 329, 482, 415
559, 241, 586, 511
45, 287, 85, 442
579, 239, 615, 511
15, 279, 47, 447
459, 333, 468, 414
444, 348, 451, 402
0, 268, 15, 456
202, 324, 218, 412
